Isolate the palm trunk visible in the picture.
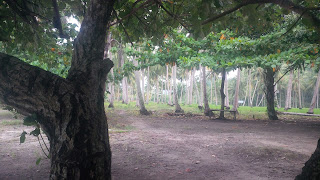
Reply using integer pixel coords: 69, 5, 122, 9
285, 70, 294, 110
202, 66, 210, 115
210, 74, 213, 104
146, 66, 150, 104
133, 59, 149, 115
214, 73, 218, 105
173, 64, 183, 112
189, 69, 194, 104
263, 67, 278, 120
224, 73, 229, 108
141, 69, 145, 102
243, 69, 250, 106
199, 64, 204, 107
219, 68, 226, 119
108, 68, 115, 108
156, 77, 159, 103
232, 68, 241, 111
297, 69, 302, 109
194, 70, 202, 108
307, 69, 320, 114
248, 69, 252, 107
250, 80, 259, 108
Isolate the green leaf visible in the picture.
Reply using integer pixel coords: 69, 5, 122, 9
30, 128, 40, 137
36, 157, 42, 165
23, 114, 37, 126
20, 131, 27, 144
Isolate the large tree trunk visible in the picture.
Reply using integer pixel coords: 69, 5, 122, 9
133, 59, 150, 115
296, 139, 320, 180
219, 68, 226, 119
202, 65, 210, 115
285, 70, 294, 110
263, 67, 278, 120
0, 1, 115, 179
307, 69, 320, 114
232, 68, 241, 111
173, 64, 183, 113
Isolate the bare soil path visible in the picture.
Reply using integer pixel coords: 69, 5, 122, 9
0, 109, 319, 180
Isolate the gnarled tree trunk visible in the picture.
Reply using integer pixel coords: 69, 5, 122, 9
0, 1, 115, 179
263, 67, 278, 120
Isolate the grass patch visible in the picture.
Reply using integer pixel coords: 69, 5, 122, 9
0, 120, 23, 126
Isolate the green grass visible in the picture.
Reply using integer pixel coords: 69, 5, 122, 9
0, 120, 23, 126
105, 100, 320, 120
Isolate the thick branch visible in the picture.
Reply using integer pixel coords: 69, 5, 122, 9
0, 53, 72, 131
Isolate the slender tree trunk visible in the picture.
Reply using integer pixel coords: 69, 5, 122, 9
248, 69, 252, 107
199, 64, 204, 107
307, 69, 320, 114
219, 69, 226, 119
173, 64, 183, 113
224, 73, 229, 108
156, 77, 159, 103
202, 66, 210, 115
108, 68, 115, 108
180, 80, 183, 104
274, 84, 280, 108
189, 69, 194, 104
263, 67, 278, 120
285, 70, 294, 110
210, 73, 213, 104
141, 69, 145, 102
146, 66, 150, 104
250, 80, 259, 107
214, 73, 218, 105
243, 69, 250, 106
232, 68, 241, 111
258, 94, 265, 107
133, 59, 149, 115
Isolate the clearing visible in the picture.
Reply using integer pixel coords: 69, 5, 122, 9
0, 109, 319, 180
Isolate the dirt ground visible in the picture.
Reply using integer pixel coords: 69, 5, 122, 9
0, 109, 319, 180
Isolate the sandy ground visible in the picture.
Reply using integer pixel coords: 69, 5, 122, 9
0, 109, 319, 180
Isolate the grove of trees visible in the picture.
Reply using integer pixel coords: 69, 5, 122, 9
0, 0, 319, 179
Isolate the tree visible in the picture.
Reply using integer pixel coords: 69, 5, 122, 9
232, 68, 241, 112
202, 66, 211, 115
0, 0, 115, 179
307, 69, 320, 114
172, 63, 184, 113
284, 70, 294, 110
219, 68, 227, 119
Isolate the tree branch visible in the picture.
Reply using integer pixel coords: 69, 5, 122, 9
202, 0, 320, 30
0, 53, 72, 132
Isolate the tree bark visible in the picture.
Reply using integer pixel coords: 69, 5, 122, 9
0, 1, 116, 179
219, 68, 226, 119
141, 68, 145, 102
202, 66, 210, 115
307, 69, 320, 114
263, 67, 278, 120
296, 139, 320, 180
232, 68, 241, 111
108, 68, 115, 108
173, 64, 183, 113
285, 70, 294, 110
